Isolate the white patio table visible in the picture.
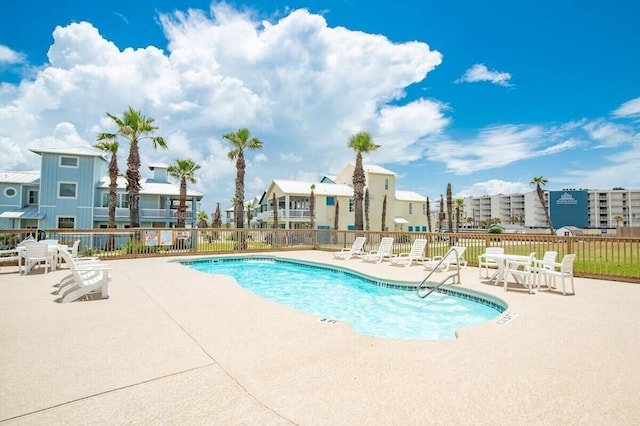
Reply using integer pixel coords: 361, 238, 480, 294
482, 253, 534, 289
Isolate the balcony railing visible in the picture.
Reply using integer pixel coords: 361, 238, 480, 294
256, 209, 311, 221
93, 207, 194, 219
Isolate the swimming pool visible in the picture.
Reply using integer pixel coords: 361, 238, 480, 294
182, 256, 505, 340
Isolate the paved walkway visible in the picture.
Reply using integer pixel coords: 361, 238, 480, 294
1, 251, 639, 425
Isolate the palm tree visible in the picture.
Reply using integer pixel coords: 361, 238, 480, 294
93, 140, 119, 230
334, 199, 340, 230
196, 211, 209, 228
364, 188, 370, 231
438, 195, 445, 231
272, 193, 278, 229
98, 106, 167, 228
212, 203, 222, 228
454, 198, 464, 232
381, 194, 387, 232
446, 183, 453, 232
426, 197, 432, 232
347, 131, 380, 230
168, 159, 200, 228
613, 215, 624, 228
223, 128, 264, 228
309, 184, 316, 230
93, 140, 119, 251
531, 176, 554, 234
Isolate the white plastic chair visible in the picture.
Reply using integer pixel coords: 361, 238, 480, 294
539, 254, 576, 295
478, 247, 504, 277
531, 251, 558, 288
23, 242, 54, 274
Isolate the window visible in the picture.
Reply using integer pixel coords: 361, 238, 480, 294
422, 203, 426, 215
59, 156, 78, 167
408, 226, 414, 231
58, 182, 77, 198
101, 192, 129, 208
348, 198, 354, 212
57, 217, 75, 229
28, 189, 38, 204
326, 196, 335, 206
384, 179, 389, 190
3, 187, 16, 197
409, 203, 413, 215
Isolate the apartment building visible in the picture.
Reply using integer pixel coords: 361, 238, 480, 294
464, 188, 640, 230
0, 147, 203, 230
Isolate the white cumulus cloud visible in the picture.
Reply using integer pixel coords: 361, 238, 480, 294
456, 63, 513, 87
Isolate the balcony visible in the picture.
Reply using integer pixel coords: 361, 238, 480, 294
93, 207, 193, 219
256, 209, 311, 221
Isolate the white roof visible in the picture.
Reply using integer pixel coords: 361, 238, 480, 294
345, 163, 396, 176
273, 180, 353, 196
97, 176, 203, 198
29, 146, 106, 158
395, 190, 425, 201
0, 171, 40, 184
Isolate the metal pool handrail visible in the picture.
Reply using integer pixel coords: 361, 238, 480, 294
417, 247, 463, 298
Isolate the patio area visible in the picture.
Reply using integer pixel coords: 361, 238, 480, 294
1, 251, 639, 425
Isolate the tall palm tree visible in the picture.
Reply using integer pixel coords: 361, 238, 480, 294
364, 188, 370, 231
93, 140, 119, 230
426, 196, 432, 233
309, 184, 316, 230
613, 215, 624, 228
446, 183, 453, 232
196, 211, 209, 228
531, 176, 554, 234
212, 202, 222, 228
347, 131, 380, 230
272, 193, 278, 229
98, 106, 167, 228
438, 194, 445, 231
334, 199, 340, 230
454, 198, 464, 232
381, 194, 387, 232
223, 128, 264, 228
93, 140, 119, 251
167, 159, 200, 228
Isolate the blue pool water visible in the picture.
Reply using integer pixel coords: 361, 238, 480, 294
183, 257, 503, 340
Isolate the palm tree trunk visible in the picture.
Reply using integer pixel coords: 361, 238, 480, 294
235, 153, 245, 228
364, 188, 370, 231
353, 153, 365, 230
177, 178, 187, 228
446, 183, 453, 232
126, 140, 141, 228
426, 197, 432, 233
381, 194, 387, 232
537, 186, 555, 234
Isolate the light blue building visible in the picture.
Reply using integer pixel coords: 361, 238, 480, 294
0, 147, 203, 230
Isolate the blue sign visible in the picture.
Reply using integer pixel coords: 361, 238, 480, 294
549, 190, 588, 229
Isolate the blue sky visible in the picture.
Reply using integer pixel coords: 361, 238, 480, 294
1, 0, 639, 215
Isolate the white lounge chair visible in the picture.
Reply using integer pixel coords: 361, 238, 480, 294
58, 265, 111, 303
333, 236, 367, 259
362, 237, 395, 263
478, 247, 504, 277
538, 253, 576, 295
56, 248, 111, 303
390, 239, 427, 267
503, 252, 537, 293
424, 246, 467, 271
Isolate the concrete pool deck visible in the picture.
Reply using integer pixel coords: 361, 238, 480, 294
1, 250, 639, 425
